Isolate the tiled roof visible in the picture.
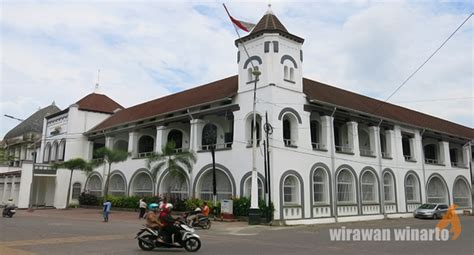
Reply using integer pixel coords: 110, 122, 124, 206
3, 104, 61, 141
88, 75, 472, 140
303, 78, 474, 139
75, 93, 123, 114
90, 76, 239, 132
237, 12, 304, 45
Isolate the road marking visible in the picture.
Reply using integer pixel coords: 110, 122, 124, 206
0, 234, 132, 247
0, 245, 36, 255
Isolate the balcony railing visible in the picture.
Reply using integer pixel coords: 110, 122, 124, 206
451, 161, 465, 168
360, 149, 374, 156
137, 152, 154, 158
283, 139, 296, 147
199, 142, 232, 151
424, 158, 439, 164
311, 143, 326, 150
247, 139, 261, 147
335, 145, 353, 153
404, 155, 415, 161
381, 152, 391, 158
174, 148, 189, 153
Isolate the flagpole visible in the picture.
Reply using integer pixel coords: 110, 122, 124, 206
223, 3, 260, 225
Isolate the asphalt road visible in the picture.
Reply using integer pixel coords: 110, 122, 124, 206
0, 209, 473, 255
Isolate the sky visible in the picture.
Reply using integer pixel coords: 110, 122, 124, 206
1, 0, 473, 139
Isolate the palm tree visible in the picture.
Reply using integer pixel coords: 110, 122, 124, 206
53, 158, 93, 208
147, 141, 197, 192
93, 147, 128, 200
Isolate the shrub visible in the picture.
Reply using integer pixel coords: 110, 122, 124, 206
78, 192, 99, 206
233, 197, 251, 216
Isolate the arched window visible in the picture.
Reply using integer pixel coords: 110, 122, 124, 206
358, 126, 371, 156
58, 139, 66, 161
246, 114, 261, 146
310, 120, 321, 148
131, 172, 153, 197
248, 68, 253, 82
43, 143, 51, 163
282, 114, 299, 146
424, 144, 438, 162
72, 183, 81, 199
51, 142, 58, 162
114, 140, 128, 152
361, 171, 378, 203
453, 178, 471, 208
337, 170, 355, 203
202, 123, 217, 147
198, 169, 232, 200
109, 174, 126, 196
426, 176, 448, 204
87, 175, 102, 197
168, 130, 183, 149
160, 172, 188, 200
313, 168, 329, 204
289, 67, 294, 81
283, 175, 299, 205
380, 132, 387, 156
138, 135, 154, 153
383, 172, 395, 203
284, 65, 289, 80
243, 176, 263, 200
405, 174, 420, 203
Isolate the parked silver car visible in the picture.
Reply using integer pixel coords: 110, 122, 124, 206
413, 203, 449, 219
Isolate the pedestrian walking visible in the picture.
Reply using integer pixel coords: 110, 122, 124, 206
103, 200, 112, 222
139, 198, 147, 219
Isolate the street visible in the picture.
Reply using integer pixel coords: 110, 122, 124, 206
0, 209, 473, 255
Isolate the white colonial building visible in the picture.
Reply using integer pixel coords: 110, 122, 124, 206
4, 10, 473, 225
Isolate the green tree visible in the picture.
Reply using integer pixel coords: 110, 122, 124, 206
147, 141, 197, 187
53, 158, 93, 207
93, 148, 128, 200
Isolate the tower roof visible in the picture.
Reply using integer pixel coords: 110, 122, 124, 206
75, 93, 123, 114
236, 12, 304, 46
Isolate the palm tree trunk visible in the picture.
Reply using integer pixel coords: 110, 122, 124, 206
103, 163, 112, 201
66, 169, 74, 208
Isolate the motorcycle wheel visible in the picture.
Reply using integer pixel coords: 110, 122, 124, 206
202, 220, 211, 229
138, 234, 155, 251
184, 237, 201, 252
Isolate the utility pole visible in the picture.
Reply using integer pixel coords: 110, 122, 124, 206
249, 67, 261, 225
264, 111, 273, 222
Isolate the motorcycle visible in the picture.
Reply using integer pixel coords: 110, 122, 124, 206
135, 223, 201, 252
2, 207, 16, 218
183, 211, 211, 229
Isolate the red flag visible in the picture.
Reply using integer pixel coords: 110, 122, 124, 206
223, 4, 255, 33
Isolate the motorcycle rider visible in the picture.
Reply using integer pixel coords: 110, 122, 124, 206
2, 198, 15, 216
159, 204, 182, 245
187, 207, 202, 226
145, 203, 164, 242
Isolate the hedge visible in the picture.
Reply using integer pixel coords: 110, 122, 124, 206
78, 193, 274, 217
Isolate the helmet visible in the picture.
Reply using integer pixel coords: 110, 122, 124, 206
194, 207, 202, 212
166, 203, 173, 210
148, 203, 159, 210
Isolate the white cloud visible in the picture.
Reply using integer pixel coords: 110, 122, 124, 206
1, 0, 472, 139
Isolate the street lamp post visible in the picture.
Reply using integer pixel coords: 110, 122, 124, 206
249, 67, 261, 225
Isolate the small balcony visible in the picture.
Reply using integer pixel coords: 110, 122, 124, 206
283, 139, 297, 147
198, 142, 232, 152
425, 158, 442, 165
360, 149, 374, 157
311, 142, 327, 151
450, 161, 466, 168
137, 152, 154, 159
404, 155, 416, 162
335, 145, 353, 154
381, 152, 392, 159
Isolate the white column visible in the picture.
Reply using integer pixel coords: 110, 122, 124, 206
320, 115, 333, 151
385, 130, 395, 158
462, 146, 470, 168
105, 136, 114, 149
368, 126, 379, 157
129, 131, 138, 158
10, 176, 16, 199
155, 126, 165, 153
438, 141, 449, 165
409, 137, 417, 161
2, 176, 8, 203
86, 141, 94, 160
190, 119, 205, 151
347, 121, 359, 155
